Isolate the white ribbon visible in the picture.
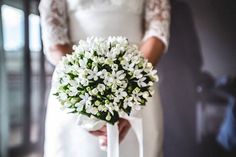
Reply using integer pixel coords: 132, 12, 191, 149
106, 118, 143, 157
107, 123, 119, 157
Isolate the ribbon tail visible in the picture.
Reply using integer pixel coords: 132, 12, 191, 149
107, 123, 119, 157
128, 118, 144, 157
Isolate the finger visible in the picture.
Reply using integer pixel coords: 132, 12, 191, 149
118, 118, 130, 132
89, 125, 107, 136
100, 125, 107, 132
89, 130, 106, 136
118, 119, 131, 143
89, 131, 104, 136
119, 125, 130, 143
100, 125, 130, 146
100, 136, 108, 146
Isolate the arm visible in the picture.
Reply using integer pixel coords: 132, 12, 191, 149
140, 37, 165, 66
140, 0, 171, 66
48, 44, 73, 65
39, 0, 72, 65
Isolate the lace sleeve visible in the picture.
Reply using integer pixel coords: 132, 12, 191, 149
39, 0, 71, 59
143, 0, 171, 51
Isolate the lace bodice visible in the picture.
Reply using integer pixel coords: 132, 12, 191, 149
39, 0, 171, 59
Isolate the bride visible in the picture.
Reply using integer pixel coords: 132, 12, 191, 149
39, 0, 170, 157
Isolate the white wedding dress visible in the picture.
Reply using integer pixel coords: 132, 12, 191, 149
39, 0, 170, 157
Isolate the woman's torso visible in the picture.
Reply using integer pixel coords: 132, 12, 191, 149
44, 1, 165, 157
66, 0, 145, 43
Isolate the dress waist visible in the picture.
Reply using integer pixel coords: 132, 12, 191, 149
68, 10, 143, 44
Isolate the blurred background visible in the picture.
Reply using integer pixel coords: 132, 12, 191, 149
0, 0, 235, 157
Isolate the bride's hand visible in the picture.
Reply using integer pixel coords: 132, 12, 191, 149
49, 44, 73, 65
139, 37, 165, 66
89, 118, 131, 147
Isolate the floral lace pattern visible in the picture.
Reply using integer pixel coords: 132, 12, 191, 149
39, 0, 171, 53
143, 0, 171, 50
39, 0, 70, 50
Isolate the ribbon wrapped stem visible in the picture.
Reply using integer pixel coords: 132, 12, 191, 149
106, 118, 143, 157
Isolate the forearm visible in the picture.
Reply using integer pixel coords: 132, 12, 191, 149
140, 37, 165, 66
49, 44, 73, 65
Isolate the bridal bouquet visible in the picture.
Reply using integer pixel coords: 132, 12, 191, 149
53, 36, 158, 129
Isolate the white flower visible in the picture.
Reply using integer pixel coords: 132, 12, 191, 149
112, 70, 126, 82
106, 50, 117, 59
88, 107, 98, 115
87, 66, 99, 81
148, 81, 154, 86
75, 102, 84, 112
97, 105, 103, 111
103, 76, 113, 86
79, 58, 88, 69
76, 93, 92, 110
111, 84, 118, 92
133, 69, 143, 79
149, 70, 159, 82
79, 40, 90, 51
114, 105, 120, 112
142, 92, 150, 99
97, 84, 106, 92
105, 103, 115, 115
60, 64, 73, 74
131, 55, 140, 64
116, 36, 128, 46
80, 78, 89, 86
122, 63, 134, 72
71, 64, 81, 74
64, 101, 72, 108
94, 100, 100, 106
89, 88, 98, 95
69, 80, 80, 88
108, 36, 127, 47
104, 58, 114, 65
123, 53, 133, 62
123, 97, 133, 108
114, 88, 127, 102
91, 56, 98, 63
65, 55, 74, 63
131, 89, 142, 102
136, 77, 148, 87
68, 86, 78, 96
111, 64, 119, 71
98, 57, 105, 63
98, 105, 107, 112
61, 76, 70, 85
97, 69, 108, 79
59, 93, 68, 101
119, 80, 128, 89
152, 75, 159, 82
74, 76, 84, 86
146, 62, 153, 69
74, 68, 86, 77
84, 51, 93, 58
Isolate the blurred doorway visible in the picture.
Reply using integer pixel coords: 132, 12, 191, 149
0, 0, 53, 156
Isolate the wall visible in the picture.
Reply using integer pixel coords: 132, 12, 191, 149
178, 0, 236, 77
159, 0, 236, 157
